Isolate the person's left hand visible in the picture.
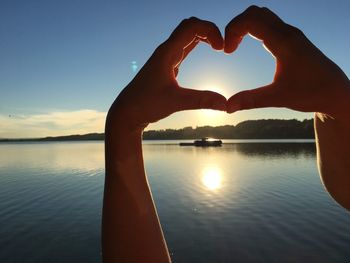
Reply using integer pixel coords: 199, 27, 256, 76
224, 6, 350, 122
108, 17, 227, 132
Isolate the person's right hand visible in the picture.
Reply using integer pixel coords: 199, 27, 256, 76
107, 17, 226, 134
225, 6, 350, 122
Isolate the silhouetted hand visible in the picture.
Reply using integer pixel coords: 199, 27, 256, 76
225, 6, 350, 120
108, 17, 227, 131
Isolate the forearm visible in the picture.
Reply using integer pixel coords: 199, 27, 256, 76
100, 17, 227, 262
315, 111, 350, 211
102, 115, 170, 262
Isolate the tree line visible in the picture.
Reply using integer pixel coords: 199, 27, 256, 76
143, 119, 314, 140
0, 119, 314, 141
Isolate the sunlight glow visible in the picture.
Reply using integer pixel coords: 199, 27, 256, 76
201, 167, 222, 190
200, 84, 230, 98
198, 85, 228, 125
200, 109, 223, 119
198, 108, 227, 127
0, 110, 106, 138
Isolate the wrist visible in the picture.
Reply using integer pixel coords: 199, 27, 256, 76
105, 106, 145, 156
107, 86, 150, 134
320, 78, 350, 126
105, 121, 143, 165
315, 110, 350, 132
106, 104, 147, 136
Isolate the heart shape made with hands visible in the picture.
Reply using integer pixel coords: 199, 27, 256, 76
120, 6, 336, 128
168, 9, 321, 118
177, 38, 274, 110
169, 15, 282, 116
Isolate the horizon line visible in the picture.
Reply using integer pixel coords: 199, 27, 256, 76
0, 118, 314, 141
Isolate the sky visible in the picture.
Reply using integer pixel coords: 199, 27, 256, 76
0, 0, 349, 138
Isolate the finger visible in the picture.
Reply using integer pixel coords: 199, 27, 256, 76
173, 38, 200, 76
174, 88, 227, 111
170, 17, 224, 51
226, 84, 282, 113
173, 36, 210, 76
224, 5, 290, 56
157, 17, 224, 67
178, 38, 200, 65
175, 36, 215, 75
181, 36, 213, 61
174, 67, 179, 77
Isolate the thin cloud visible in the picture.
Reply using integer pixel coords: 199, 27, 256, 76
0, 110, 106, 138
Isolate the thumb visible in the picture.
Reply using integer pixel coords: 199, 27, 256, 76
175, 88, 227, 111
227, 84, 281, 113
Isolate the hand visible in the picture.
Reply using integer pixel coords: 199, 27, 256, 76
225, 6, 350, 121
107, 17, 227, 132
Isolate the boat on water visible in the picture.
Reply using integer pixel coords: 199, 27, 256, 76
179, 137, 222, 147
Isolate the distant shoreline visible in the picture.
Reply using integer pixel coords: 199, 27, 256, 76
0, 119, 315, 142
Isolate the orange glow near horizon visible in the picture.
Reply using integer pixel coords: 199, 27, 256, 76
197, 85, 229, 125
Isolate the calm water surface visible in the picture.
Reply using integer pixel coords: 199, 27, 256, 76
0, 141, 349, 263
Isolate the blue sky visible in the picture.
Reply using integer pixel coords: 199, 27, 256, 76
1, 0, 349, 138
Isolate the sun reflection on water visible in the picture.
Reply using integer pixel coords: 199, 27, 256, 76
201, 167, 222, 190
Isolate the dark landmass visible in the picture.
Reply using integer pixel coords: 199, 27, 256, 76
0, 133, 105, 142
0, 119, 315, 142
144, 119, 314, 140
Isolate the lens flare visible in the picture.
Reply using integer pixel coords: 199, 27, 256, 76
131, 61, 138, 73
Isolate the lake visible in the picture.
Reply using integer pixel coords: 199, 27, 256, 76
0, 141, 350, 263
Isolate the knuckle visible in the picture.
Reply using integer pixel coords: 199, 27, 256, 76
152, 42, 174, 65
179, 18, 190, 27
154, 42, 168, 56
178, 16, 199, 29
179, 18, 188, 26
289, 25, 304, 38
261, 7, 270, 13
284, 24, 303, 38
186, 16, 199, 25
240, 91, 255, 109
245, 5, 265, 23
246, 5, 261, 15
260, 6, 276, 17
188, 16, 198, 21
225, 21, 236, 35
205, 20, 216, 30
280, 23, 301, 35
285, 25, 305, 46
247, 5, 260, 11
224, 23, 231, 34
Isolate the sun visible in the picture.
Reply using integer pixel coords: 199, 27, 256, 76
202, 84, 229, 98
201, 167, 222, 190
198, 109, 226, 127
200, 108, 222, 117
197, 85, 228, 122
